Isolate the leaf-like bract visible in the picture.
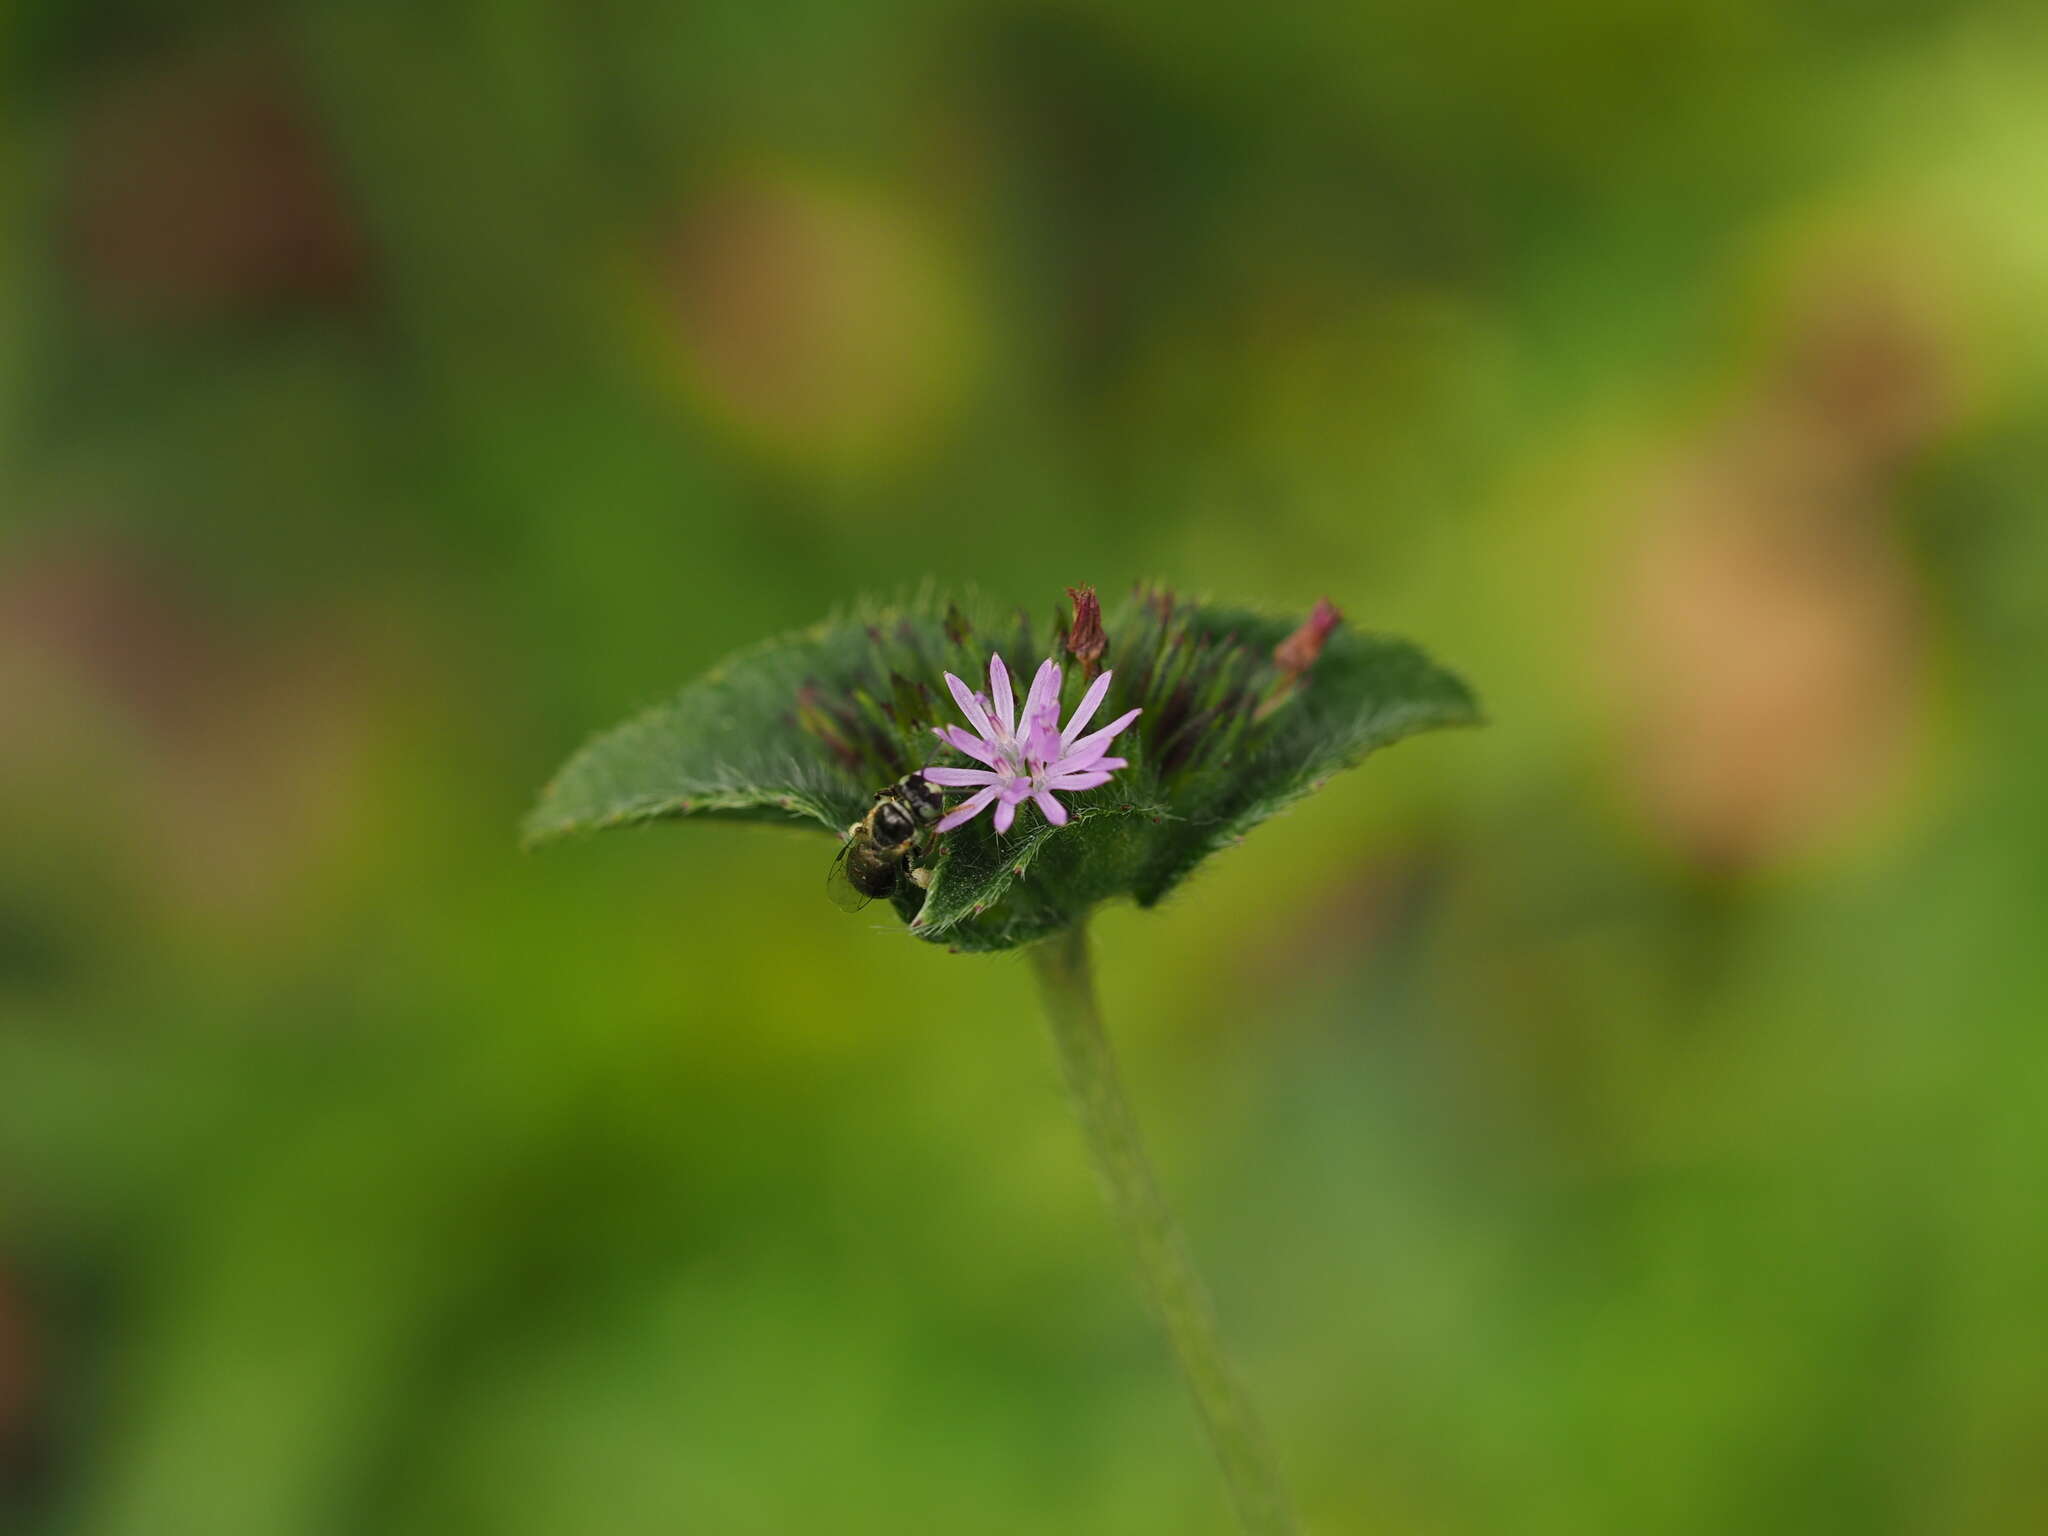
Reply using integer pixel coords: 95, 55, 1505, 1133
526, 590, 1478, 951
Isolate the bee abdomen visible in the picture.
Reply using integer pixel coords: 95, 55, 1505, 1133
847, 852, 900, 898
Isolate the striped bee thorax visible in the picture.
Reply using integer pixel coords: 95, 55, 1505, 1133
870, 799, 918, 849
894, 774, 946, 825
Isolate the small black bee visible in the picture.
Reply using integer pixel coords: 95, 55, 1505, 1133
826, 774, 947, 910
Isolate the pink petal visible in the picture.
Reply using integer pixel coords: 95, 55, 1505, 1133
944, 671, 998, 742
1063, 707, 1142, 764
1060, 670, 1114, 746
935, 785, 999, 832
933, 724, 999, 765
1022, 658, 1063, 726
1050, 752, 1125, 778
1047, 740, 1122, 772
1033, 790, 1068, 826
992, 797, 1016, 835
1025, 705, 1063, 767
1045, 770, 1114, 791
988, 654, 1015, 736
923, 766, 1003, 788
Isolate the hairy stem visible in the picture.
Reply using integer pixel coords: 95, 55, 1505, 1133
1029, 920, 1300, 1535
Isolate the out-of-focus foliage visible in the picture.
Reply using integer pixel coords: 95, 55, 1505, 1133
3, 1, 2047, 1533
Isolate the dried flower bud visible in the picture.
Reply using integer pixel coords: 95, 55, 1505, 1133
1066, 585, 1108, 679
1273, 598, 1343, 680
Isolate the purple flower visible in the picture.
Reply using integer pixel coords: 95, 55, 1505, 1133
923, 653, 1142, 835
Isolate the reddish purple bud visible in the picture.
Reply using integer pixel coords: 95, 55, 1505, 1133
1065, 585, 1108, 680
1273, 597, 1343, 679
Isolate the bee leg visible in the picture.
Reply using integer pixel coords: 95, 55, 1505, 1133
909, 865, 933, 889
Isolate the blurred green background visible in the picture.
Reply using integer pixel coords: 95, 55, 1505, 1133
5, 2, 2048, 1532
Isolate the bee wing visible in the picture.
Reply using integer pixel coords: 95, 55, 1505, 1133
825, 838, 873, 912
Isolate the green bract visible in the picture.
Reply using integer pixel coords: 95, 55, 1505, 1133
525, 589, 1479, 951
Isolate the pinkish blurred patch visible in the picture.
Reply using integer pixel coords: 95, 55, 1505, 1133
654, 171, 979, 472
0, 1270, 29, 1488
0, 535, 391, 946
1608, 238, 1969, 873
63, 34, 368, 332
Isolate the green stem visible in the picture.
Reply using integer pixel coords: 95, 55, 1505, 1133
1029, 920, 1300, 1536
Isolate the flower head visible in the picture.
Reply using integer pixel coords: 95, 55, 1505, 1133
923, 653, 1141, 835
528, 586, 1477, 952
